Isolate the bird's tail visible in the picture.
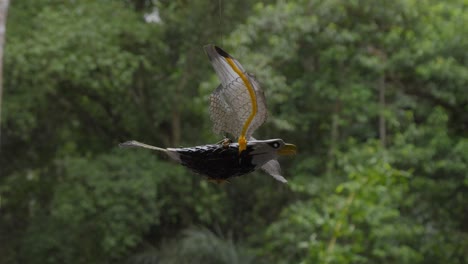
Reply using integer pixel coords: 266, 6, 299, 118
119, 140, 167, 152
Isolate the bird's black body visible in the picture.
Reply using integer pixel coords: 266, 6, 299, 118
173, 144, 256, 180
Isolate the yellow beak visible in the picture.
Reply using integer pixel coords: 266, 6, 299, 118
277, 143, 297, 156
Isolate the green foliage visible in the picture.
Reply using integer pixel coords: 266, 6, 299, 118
18, 150, 165, 263
264, 144, 423, 264
130, 227, 254, 264
1, 0, 467, 263
389, 108, 468, 263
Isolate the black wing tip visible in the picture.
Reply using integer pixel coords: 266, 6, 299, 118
204, 44, 232, 59
214, 46, 232, 58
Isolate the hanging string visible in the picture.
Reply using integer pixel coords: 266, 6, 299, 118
218, 0, 224, 46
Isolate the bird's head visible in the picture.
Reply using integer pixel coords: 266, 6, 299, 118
247, 139, 297, 167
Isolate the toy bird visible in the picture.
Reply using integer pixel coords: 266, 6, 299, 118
120, 45, 296, 183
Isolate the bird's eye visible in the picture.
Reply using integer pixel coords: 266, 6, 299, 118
270, 142, 280, 149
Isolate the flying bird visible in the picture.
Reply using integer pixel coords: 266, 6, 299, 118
120, 45, 296, 183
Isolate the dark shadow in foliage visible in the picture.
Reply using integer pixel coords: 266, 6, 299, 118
128, 227, 254, 264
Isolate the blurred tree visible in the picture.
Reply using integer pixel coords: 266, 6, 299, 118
1, 0, 285, 263
1, 0, 467, 263
130, 227, 254, 264
18, 150, 165, 263
0, 0, 9, 148
264, 145, 423, 264
223, 0, 467, 263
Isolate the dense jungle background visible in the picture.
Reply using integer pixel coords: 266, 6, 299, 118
0, 0, 467, 263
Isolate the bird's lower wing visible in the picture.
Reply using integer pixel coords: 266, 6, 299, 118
261, 159, 287, 183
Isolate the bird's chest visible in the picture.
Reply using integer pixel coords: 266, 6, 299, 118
173, 144, 256, 180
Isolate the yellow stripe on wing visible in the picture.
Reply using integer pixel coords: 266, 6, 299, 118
224, 57, 257, 153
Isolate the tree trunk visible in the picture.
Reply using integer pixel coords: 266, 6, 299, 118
171, 109, 181, 146
171, 71, 189, 147
327, 100, 340, 174
0, 0, 9, 150
378, 74, 386, 148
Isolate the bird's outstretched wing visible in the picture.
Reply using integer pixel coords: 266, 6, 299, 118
204, 45, 267, 152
